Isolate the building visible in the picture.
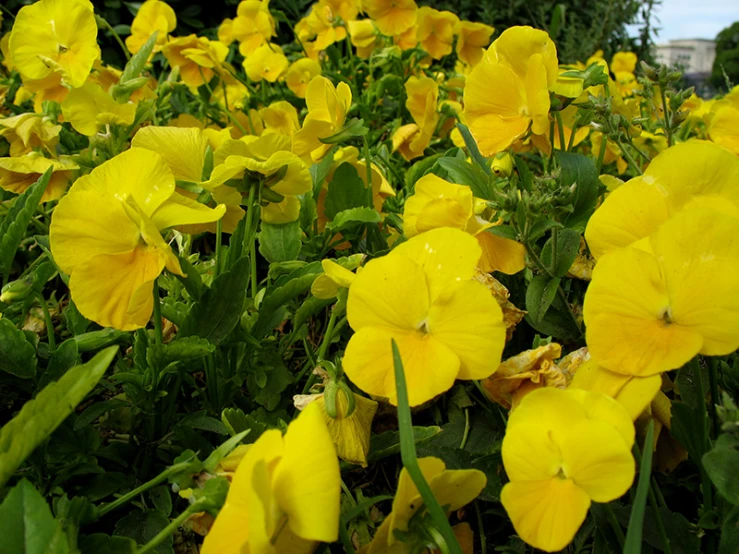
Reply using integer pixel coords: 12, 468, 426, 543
654, 39, 716, 76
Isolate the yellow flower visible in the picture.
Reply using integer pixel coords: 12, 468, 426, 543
0, 113, 61, 157
306, 389, 378, 467
363, 0, 418, 37
243, 43, 289, 83
585, 140, 739, 259
19, 73, 71, 114
569, 358, 661, 421
210, 70, 250, 110
61, 83, 137, 136
285, 57, 323, 98
125, 0, 176, 54
416, 7, 459, 60
361, 457, 485, 553
343, 227, 506, 406
403, 174, 525, 274
311, 259, 359, 298
303, 1, 353, 50
391, 76, 438, 161
162, 35, 229, 89
49, 148, 226, 331
464, 26, 558, 156
200, 401, 340, 554
551, 104, 590, 150
394, 26, 418, 50
347, 19, 380, 59
259, 101, 300, 136
708, 86, 739, 155
455, 21, 495, 67
590, 131, 628, 175
501, 387, 635, 552
0, 154, 77, 202
632, 129, 667, 158
9, 0, 100, 88
611, 51, 637, 74
218, 18, 235, 46
292, 76, 352, 162
232, 0, 276, 57
584, 207, 739, 377
483, 343, 567, 410
474, 270, 526, 341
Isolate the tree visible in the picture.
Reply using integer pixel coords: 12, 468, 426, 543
711, 21, 739, 90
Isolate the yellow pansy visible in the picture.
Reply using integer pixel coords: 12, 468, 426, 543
403, 174, 525, 274
584, 207, 739, 377
0, 154, 77, 202
0, 113, 61, 157
200, 402, 340, 554
416, 7, 459, 60
590, 131, 628, 175
343, 227, 506, 406
552, 104, 590, 149
311, 259, 358, 299
125, 0, 177, 54
708, 85, 739, 155
569, 359, 661, 421
303, 1, 349, 51
285, 58, 323, 98
9, 0, 100, 88
1, 33, 13, 72
394, 26, 418, 50
455, 21, 495, 67
259, 101, 300, 136
20, 73, 70, 114
218, 18, 235, 46
501, 387, 635, 552
49, 148, 226, 331
361, 457, 485, 553
585, 140, 739, 259
391, 76, 438, 162
464, 26, 557, 156
633, 129, 667, 158
232, 0, 276, 57
61, 83, 137, 136
363, 0, 418, 37
162, 35, 229, 89
347, 19, 380, 59
483, 343, 568, 410
292, 76, 352, 162
243, 43, 289, 83
210, 70, 250, 110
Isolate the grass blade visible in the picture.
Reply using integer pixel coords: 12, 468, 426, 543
624, 419, 655, 554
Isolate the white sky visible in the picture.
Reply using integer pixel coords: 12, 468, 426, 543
648, 0, 739, 42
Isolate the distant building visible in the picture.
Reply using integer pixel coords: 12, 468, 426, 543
654, 39, 716, 75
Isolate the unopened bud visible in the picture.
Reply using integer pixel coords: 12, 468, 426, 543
0, 275, 34, 304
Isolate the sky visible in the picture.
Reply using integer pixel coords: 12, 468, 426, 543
647, 0, 739, 42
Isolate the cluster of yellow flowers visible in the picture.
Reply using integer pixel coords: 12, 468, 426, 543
1, 0, 738, 552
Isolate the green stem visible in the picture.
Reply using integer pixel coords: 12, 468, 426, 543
602, 503, 625, 549
152, 279, 163, 345
316, 308, 339, 361
37, 293, 56, 351
554, 111, 567, 151
660, 85, 673, 147
459, 408, 470, 449
98, 459, 196, 517
97, 16, 131, 61
633, 440, 672, 554
694, 358, 714, 514
595, 133, 608, 173
615, 139, 644, 175
215, 219, 223, 278
391, 340, 463, 554
708, 358, 720, 439
135, 504, 201, 554
474, 500, 486, 554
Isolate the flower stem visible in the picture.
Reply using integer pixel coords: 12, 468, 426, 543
152, 278, 163, 345
214, 219, 222, 278
37, 293, 56, 351
135, 503, 201, 554
96, 16, 131, 61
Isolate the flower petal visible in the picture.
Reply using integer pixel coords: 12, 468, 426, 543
132, 126, 208, 183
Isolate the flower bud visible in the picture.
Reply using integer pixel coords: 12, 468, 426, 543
491, 153, 513, 178
0, 275, 34, 304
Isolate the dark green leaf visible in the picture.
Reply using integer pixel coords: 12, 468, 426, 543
556, 151, 600, 231
703, 434, 739, 505
179, 256, 250, 345
720, 506, 739, 554
146, 336, 215, 371
527, 219, 563, 242
120, 32, 157, 84
514, 156, 534, 192
252, 270, 320, 338
541, 228, 581, 277
324, 162, 367, 220
173, 256, 203, 300
79, 534, 136, 554
178, 410, 229, 435
366, 427, 442, 464
0, 167, 51, 275
0, 479, 68, 554
671, 402, 707, 464
405, 153, 444, 191
202, 430, 250, 473
455, 123, 491, 176
148, 487, 172, 518
0, 317, 37, 378
221, 408, 268, 444
549, 3, 566, 39
113, 509, 173, 554
326, 207, 381, 233
0, 346, 118, 488
436, 157, 493, 200
485, 225, 518, 241
258, 220, 302, 263
74, 399, 128, 431
525, 275, 560, 323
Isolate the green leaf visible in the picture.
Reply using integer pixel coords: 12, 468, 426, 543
221, 408, 268, 444
120, 31, 157, 84
0, 167, 52, 275
514, 156, 534, 192
436, 157, 493, 200
173, 256, 203, 300
113, 509, 173, 554
178, 410, 229, 435
179, 256, 250, 345
703, 434, 739, 505
525, 275, 560, 323
0, 346, 118, 488
524, 307, 580, 340
541, 228, 581, 277
455, 123, 491, 176
556, 151, 600, 231
326, 207, 381, 233
74, 399, 128, 431
148, 486, 173, 518
247, 353, 293, 410
527, 219, 563, 242
549, 3, 566, 39
79, 534, 136, 554
319, 118, 368, 144
258, 220, 302, 263
202, 430, 250, 473
146, 336, 215, 371
671, 402, 707, 465
0, 479, 68, 554
405, 153, 444, 190
72, 328, 131, 352
485, 225, 518, 241
310, 149, 335, 198
624, 420, 655, 554
366, 428, 442, 464
0, 318, 37, 378
324, 162, 367, 219
252, 268, 321, 338
720, 506, 739, 554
